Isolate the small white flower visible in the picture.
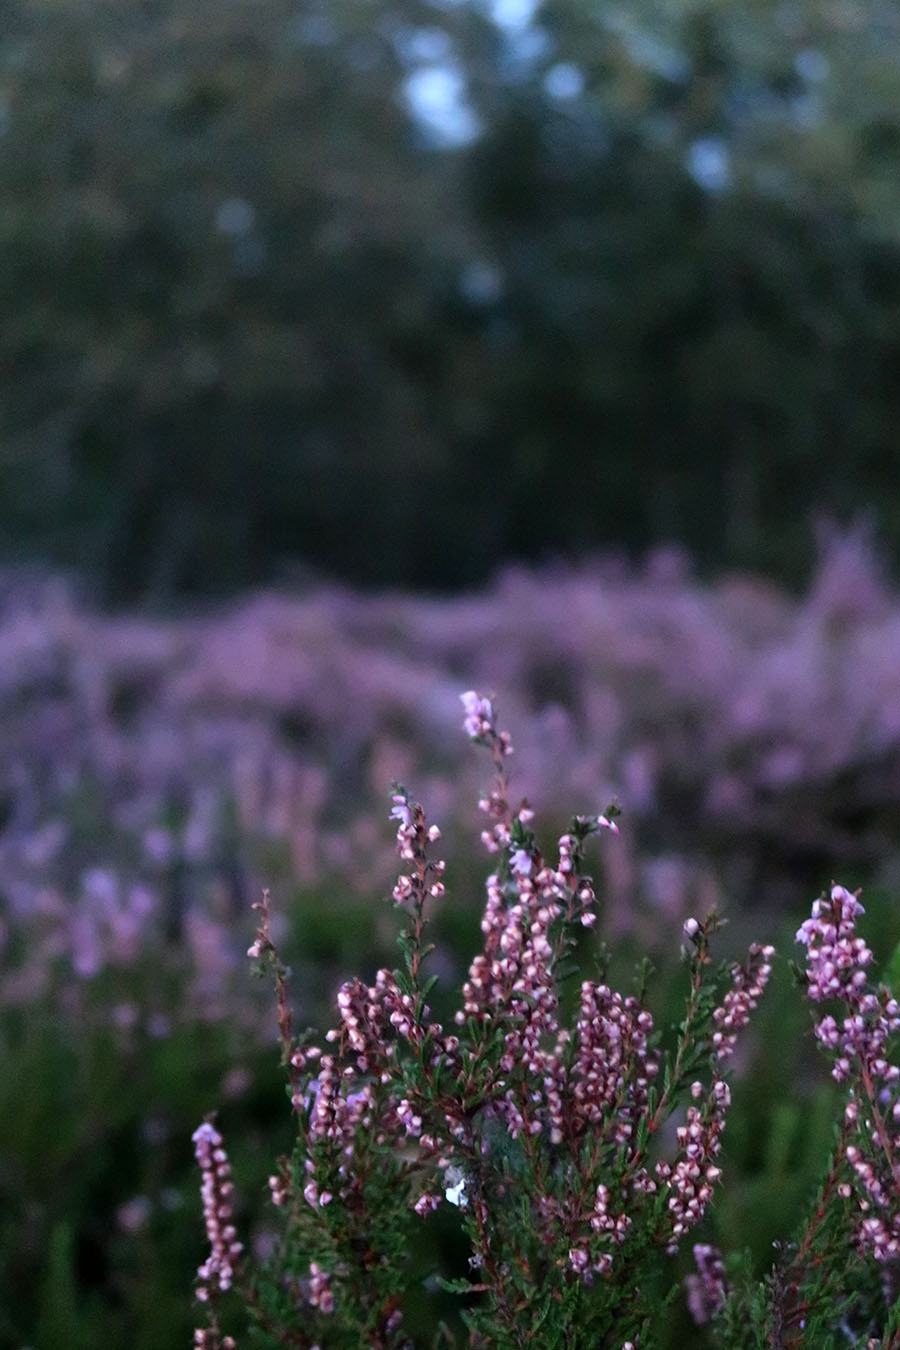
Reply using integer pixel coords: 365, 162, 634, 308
460, 690, 489, 717
444, 1166, 468, 1208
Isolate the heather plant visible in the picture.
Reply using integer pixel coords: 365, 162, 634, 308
190, 692, 900, 1348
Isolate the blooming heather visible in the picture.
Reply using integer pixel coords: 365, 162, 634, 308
191, 1119, 242, 1350
798, 884, 900, 1263
192, 693, 796, 1347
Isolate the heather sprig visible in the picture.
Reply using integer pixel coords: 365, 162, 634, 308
767, 885, 900, 1341
192, 696, 900, 1349
191, 1118, 241, 1350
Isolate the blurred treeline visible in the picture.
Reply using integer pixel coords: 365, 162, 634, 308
3, 0, 900, 601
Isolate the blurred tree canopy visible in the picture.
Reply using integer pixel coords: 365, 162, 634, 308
2, 0, 900, 600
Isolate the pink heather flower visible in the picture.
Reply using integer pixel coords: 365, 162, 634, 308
712, 943, 775, 1062
308, 1261, 334, 1314
568, 1246, 590, 1275
385, 1309, 404, 1335
192, 1120, 243, 1300
510, 848, 532, 877
685, 1242, 727, 1325
572, 981, 658, 1150
389, 796, 412, 828
268, 1172, 288, 1207
798, 883, 900, 1262
396, 1098, 423, 1137
660, 1079, 730, 1249
596, 813, 619, 835
460, 690, 495, 740
796, 884, 871, 1003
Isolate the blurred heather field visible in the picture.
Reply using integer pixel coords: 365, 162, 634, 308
4, 526, 900, 952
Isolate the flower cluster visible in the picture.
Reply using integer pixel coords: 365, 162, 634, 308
460, 690, 498, 743
191, 1120, 242, 1349
711, 943, 776, 1061
192, 1120, 243, 1302
798, 884, 900, 1264
307, 1261, 334, 1314
797, 884, 874, 1009
571, 982, 658, 1145
192, 1332, 236, 1350
685, 1242, 727, 1325
462, 690, 517, 857
658, 1078, 729, 1250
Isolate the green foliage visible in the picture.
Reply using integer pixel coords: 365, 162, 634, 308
35, 1223, 83, 1350
5, 1, 900, 596
0, 965, 290, 1349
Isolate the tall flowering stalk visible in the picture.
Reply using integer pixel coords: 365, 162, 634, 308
191, 1118, 241, 1349
700, 884, 900, 1348
191, 694, 900, 1348
773, 885, 900, 1343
